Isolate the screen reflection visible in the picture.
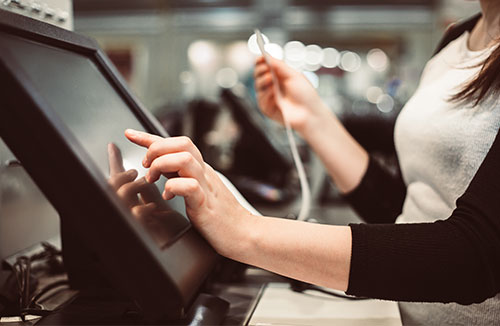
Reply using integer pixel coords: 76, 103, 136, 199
107, 143, 189, 248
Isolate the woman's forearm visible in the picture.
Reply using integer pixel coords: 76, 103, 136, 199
125, 129, 355, 292
225, 214, 352, 292
298, 104, 369, 194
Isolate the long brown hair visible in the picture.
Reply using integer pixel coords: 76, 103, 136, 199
451, 41, 500, 106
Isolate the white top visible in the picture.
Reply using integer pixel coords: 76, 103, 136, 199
393, 31, 500, 324
395, 31, 498, 224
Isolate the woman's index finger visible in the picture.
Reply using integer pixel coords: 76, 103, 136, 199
125, 129, 164, 148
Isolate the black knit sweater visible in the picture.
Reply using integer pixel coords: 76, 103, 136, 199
344, 14, 500, 305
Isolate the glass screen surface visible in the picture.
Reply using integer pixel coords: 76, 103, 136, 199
0, 32, 190, 249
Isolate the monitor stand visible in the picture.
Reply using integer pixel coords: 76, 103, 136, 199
37, 220, 229, 325
36, 289, 229, 325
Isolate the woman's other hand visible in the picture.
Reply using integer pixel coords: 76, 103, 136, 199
254, 56, 330, 135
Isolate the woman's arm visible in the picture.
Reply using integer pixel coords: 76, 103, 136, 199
241, 124, 500, 304
298, 104, 369, 194
347, 127, 500, 304
240, 217, 352, 292
343, 156, 406, 224
126, 128, 500, 304
255, 57, 406, 224
124, 129, 353, 291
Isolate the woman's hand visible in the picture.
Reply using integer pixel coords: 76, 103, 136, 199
124, 129, 255, 256
254, 56, 330, 135
255, 57, 369, 194
124, 131, 353, 292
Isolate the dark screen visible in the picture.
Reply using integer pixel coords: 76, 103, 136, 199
0, 32, 190, 249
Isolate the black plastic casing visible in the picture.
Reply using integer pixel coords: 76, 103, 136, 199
0, 9, 216, 321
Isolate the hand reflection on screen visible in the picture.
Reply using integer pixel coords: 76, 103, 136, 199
107, 143, 189, 248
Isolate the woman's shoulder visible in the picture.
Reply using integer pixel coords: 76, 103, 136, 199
432, 13, 481, 57
419, 14, 484, 86
417, 32, 469, 85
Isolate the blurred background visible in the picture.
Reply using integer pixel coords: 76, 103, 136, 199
71, 0, 481, 218
73, 0, 479, 115
0, 0, 483, 241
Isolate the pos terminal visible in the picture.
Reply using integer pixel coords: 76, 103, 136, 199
0, 9, 229, 324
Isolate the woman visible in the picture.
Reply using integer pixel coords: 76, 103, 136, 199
125, 0, 500, 324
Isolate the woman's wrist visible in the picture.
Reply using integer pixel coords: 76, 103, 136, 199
294, 101, 368, 193
216, 211, 261, 261
296, 102, 337, 142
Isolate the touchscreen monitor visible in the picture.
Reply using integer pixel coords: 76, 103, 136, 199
0, 10, 216, 320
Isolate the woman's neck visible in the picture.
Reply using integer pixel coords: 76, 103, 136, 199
470, 0, 500, 51
480, 0, 500, 30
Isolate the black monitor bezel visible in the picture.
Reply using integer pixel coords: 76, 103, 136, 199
0, 9, 216, 320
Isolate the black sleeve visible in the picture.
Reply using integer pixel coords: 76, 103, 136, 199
343, 156, 406, 224
346, 130, 500, 304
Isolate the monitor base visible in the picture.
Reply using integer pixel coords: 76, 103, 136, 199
37, 290, 229, 325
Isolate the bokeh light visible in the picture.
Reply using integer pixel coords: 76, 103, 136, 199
188, 40, 219, 67
366, 86, 383, 103
322, 47, 340, 68
284, 41, 306, 62
304, 45, 323, 66
227, 41, 254, 73
376, 94, 395, 113
215, 67, 238, 88
339, 51, 361, 72
367, 48, 389, 72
